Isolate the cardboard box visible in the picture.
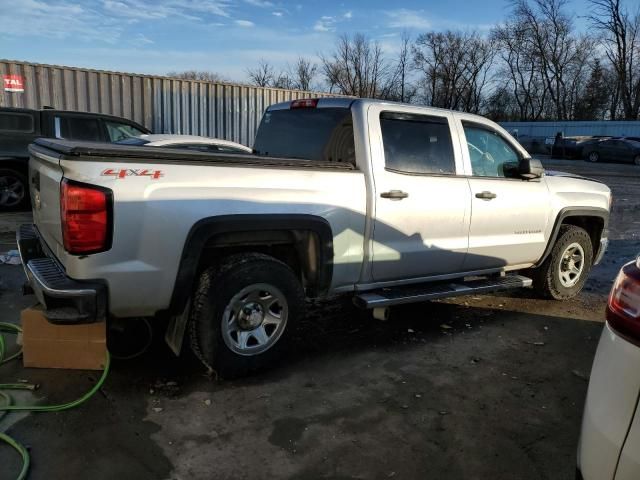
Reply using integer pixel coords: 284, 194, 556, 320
21, 305, 107, 370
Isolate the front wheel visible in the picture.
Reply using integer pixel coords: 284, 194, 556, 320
189, 253, 305, 378
586, 151, 599, 163
528, 225, 593, 300
634, 155, 640, 166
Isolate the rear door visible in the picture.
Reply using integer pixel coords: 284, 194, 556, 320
458, 117, 551, 270
368, 105, 471, 281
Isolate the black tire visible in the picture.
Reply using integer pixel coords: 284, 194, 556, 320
0, 168, 28, 211
529, 225, 593, 300
189, 252, 304, 378
634, 155, 640, 166
586, 151, 599, 163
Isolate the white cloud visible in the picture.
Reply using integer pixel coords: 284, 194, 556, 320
235, 19, 255, 27
0, 0, 122, 42
313, 15, 337, 32
312, 11, 353, 33
102, 0, 232, 21
385, 9, 431, 30
134, 33, 154, 45
244, 0, 273, 6
313, 19, 332, 32
272, 11, 283, 17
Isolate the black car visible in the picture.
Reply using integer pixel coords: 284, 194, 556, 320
551, 136, 610, 160
0, 107, 150, 210
584, 138, 640, 166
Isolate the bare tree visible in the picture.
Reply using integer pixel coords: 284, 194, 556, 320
412, 31, 495, 113
508, 0, 595, 120
588, 0, 640, 119
246, 59, 276, 87
381, 33, 417, 102
289, 57, 318, 91
166, 70, 226, 82
320, 34, 388, 98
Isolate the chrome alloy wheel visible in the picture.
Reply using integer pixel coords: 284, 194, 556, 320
558, 242, 585, 288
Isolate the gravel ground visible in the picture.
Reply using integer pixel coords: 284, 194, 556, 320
0, 159, 638, 480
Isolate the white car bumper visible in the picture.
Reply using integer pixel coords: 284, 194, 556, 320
578, 323, 640, 480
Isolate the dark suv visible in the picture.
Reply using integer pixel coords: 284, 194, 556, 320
0, 107, 150, 210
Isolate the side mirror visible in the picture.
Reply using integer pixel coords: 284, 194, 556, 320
503, 158, 544, 180
519, 158, 544, 179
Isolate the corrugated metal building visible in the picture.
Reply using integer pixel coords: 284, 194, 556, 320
500, 121, 640, 138
0, 59, 340, 147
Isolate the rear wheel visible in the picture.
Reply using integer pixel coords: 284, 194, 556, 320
189, 253, 304, 378
529, 225, 593, 300
634, 155, 640, 166
0, 168, 28, 211
587, 151, 599, 163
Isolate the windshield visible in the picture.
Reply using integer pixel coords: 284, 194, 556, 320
253, 107, 355, 165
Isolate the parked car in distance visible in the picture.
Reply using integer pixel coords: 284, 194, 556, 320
577, 256, 640, 480
0, 107, 150, 210
584, 138, 640, 165
117, 134, 252, 154
552, 136, 609, 160
21, 97, 611, 378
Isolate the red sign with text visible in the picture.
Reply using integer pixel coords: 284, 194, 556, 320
3, 75, 24, 93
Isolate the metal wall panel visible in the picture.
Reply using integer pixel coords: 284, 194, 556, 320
0, 59, 340, 146
501, 121, 640, 138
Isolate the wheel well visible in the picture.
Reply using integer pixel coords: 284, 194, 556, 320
561, 215, 604, 253
196, 229, 324, 296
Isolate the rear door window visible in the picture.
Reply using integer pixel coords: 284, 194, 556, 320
253, 107, 355, 164
55, 116, 103, 141
380, 112, 455, 175
0, 112, 34, 132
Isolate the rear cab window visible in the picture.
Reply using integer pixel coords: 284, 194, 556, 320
253, 106, 355, 165
54, 115, 103, 141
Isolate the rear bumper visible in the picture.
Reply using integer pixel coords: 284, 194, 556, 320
577, 323, 640, 480
17, 224, 106, 324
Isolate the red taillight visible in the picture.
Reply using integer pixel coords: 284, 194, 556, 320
607, 259, 640, 344
290, 98, 318, 109
60, 179, 112, 254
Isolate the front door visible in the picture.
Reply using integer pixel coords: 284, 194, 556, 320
369, 106, 471, 282
459, 119, 551, 271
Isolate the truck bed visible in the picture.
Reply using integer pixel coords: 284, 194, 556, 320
31, 138, 356, 170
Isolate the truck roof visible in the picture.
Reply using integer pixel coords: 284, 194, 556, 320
0, 107, 151, 132
266, 97, 490, 122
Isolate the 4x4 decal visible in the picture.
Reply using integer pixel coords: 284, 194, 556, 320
101, 168, 164, 179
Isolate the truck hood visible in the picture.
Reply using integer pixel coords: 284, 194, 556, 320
544, 169, 604, 184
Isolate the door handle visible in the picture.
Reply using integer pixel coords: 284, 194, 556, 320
380, 190, 409, 200
475, 191, 497, 200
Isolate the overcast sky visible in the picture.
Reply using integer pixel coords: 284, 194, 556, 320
0, 0, 594, 83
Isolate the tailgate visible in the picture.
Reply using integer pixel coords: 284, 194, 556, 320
28, 145, 64, 259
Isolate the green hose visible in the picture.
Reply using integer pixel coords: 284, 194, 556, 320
0, 321, 110, 480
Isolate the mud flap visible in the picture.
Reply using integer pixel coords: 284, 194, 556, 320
164, 301, 190, 356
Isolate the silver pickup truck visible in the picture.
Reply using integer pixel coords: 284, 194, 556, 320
18, 98, 611, 377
